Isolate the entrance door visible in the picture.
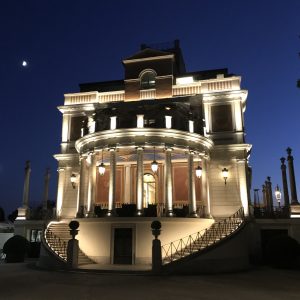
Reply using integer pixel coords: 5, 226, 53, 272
113, 228, 133, 264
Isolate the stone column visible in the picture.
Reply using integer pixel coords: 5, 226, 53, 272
237, 159, 249, 216
253, 189, 259, 207
188, 152, 197, 217
164, 148, 174, 217
124, 165, 131, 204
86, 153, 96, 217
201, 158, 211, 217
42, 168, 50, 210
287, 147, 298, 204
280, 157, 290, 207
266, 177, 274, 212
136, 147, 144, 216
17, 160, 32, 220
22, 160, 31, 208
262, 184, 267, 208
108, 148, 116, 216
77, 156, 87, 217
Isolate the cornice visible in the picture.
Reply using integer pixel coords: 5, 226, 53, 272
75, 128, 214, 155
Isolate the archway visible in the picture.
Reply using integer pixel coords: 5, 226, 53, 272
143, 173, 156, 207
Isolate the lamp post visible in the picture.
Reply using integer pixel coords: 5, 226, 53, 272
275, 184, 282, 208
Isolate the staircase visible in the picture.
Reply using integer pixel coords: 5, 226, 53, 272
162, 207, 245, 265
44, 221, 94, 265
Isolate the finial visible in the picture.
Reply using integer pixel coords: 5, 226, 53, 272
280, 157, 285, 164
287, 147, 292, 156
267, 176, 271, 182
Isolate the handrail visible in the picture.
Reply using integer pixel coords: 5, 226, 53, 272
44, 225, 67, 261
161, 207, 245, 264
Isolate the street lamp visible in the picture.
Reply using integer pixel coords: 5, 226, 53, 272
275, 184, 282, 207
222, 168, 229, 185
151, 147, 158, 173
98, 150, 106, 176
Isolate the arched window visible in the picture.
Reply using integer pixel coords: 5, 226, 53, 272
140, 70, 156, 89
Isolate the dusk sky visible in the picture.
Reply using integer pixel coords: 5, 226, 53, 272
0, 0, 299, 216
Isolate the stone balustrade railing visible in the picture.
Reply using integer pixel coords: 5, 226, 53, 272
64, 77, 240, 105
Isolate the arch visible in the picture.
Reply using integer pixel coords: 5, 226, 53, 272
139, 69, 156, 89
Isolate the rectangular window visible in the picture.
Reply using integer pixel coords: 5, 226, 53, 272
165, 116, 172, 129
136, 115, 144, 128
30, 229, 42, 242
70, 116, 86, 141
211, 105, 233, 132
110, 116, 117, 130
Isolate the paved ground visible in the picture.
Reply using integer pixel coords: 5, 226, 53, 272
0, 262, 300, 300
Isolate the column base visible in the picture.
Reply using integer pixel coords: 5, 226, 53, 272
16, 206, 29, 220
290, 204, 300, 218
76, 206, 85, 218
166, 210, 175, 217
85, 211, 94, 218
189, 212, 199, 218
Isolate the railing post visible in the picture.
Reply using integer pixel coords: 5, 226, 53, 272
151, 221, 162, 274
67, 221, 80, 269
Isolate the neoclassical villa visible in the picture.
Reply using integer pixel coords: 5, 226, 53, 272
55, 41, 251, 220
16, 41, 265, 272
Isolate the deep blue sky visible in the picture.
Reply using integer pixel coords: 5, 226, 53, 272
0, 0, 299, 216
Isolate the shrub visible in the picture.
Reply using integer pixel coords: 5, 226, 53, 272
3, 235, 30, 263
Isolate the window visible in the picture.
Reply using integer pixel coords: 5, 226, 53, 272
140, 71, 156, 89
211, 105, 233, 132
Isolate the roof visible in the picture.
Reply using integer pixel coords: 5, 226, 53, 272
123, 48, 173, 61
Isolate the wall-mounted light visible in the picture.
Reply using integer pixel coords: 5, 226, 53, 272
98, 150, 106, 176
274, 184, 282, 207
70, 173, 77, 189
151, 147, 158, 173
222, 168, 229, 185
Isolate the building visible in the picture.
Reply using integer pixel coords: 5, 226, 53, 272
34, 41, 252, 270
55, 40, 251, 220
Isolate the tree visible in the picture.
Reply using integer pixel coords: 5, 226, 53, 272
8, 210, 18, 223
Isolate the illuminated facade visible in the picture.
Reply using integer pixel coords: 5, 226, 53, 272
54, 40, 251, 220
